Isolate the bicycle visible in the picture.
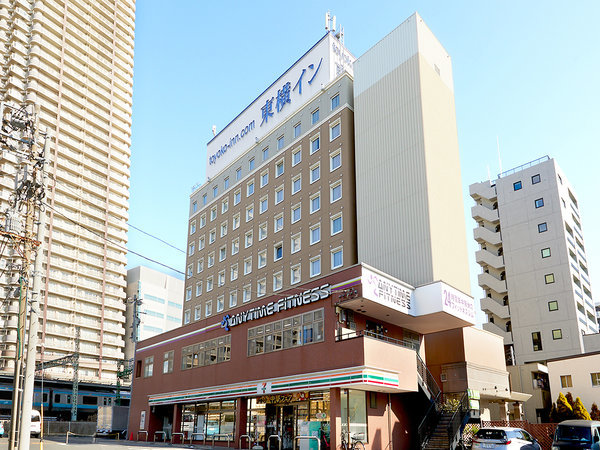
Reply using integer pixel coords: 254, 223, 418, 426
341, 432, 365, 450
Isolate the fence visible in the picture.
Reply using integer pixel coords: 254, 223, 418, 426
463, 421, 557, 449
44, 421, 97, 436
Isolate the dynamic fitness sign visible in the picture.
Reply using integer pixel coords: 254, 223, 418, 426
220, 284, 331, 331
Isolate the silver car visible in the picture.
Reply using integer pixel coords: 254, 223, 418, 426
472, 427, 541, 449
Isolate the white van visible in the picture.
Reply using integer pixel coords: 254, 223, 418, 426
30, 410, 41, 437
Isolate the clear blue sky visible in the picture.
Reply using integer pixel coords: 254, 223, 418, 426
127, 1, 600, 321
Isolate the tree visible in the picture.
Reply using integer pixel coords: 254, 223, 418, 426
556, 392, 574, 421
566, 392, 576, 409
549, 403, 559, 423
590, 403, 600, 421
573, 397, 592, 420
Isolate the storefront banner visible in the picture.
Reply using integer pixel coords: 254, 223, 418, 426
361, 266, 413, 315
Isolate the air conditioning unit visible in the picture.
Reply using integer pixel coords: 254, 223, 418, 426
440, 373, 447, 382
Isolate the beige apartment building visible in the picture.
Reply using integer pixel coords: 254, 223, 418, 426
0, 0, 135, 383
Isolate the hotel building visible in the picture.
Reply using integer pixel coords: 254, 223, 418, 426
130, 14, 477, 449
0, 0, 135, 382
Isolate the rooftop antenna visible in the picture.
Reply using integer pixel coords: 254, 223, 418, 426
496, 135, 503, 176
325, 11, 330, 31
332, 15, 336, 33
486, 165, 491, 182
212, 125, 216, 137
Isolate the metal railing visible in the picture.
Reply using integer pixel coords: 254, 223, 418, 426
188, 432, 205, 444
239, 434, 251, 449
416, 353, 441, 400
417, 391, 443, 449
137, 430, 148, 441
447, 391, 470, 449
268, 434, 282, 450
335, 329, 418, 350
211, 433, 233, 447
294, 435, 320, 450
498, 155, 549, 178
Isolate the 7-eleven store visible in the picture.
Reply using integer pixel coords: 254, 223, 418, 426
128, 264, 476, 449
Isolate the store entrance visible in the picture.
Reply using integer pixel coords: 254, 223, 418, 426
266, 404, 300, 450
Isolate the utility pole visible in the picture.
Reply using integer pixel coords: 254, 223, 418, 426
71, 326, 80, 422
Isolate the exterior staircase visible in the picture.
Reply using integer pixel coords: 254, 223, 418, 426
423, 412, 453, 449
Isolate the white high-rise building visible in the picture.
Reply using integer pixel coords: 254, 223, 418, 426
0, 0, 135, 383
470, 156, 596, 365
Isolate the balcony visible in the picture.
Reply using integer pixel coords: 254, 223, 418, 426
474, 227, 502, 246
471, 204, 499, 224
470, 181, 497, 202
475, 249, 504, 270
480, 297, 510, 320
483, 322, 513, 345
478, 272, 508, 295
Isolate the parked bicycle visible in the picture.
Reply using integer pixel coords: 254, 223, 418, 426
341, 432, 365, 450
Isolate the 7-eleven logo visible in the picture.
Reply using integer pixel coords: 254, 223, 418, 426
257, 382, 272, 394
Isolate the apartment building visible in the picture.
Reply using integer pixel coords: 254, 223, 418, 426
0, 0, 135, 382
470, 157, 596, 367
130, 14, 477, 449
125, 266, 184, 360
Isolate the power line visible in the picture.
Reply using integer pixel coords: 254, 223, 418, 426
43, 201, 184, 275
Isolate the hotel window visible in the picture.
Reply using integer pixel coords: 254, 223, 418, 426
202, 194, 207, 205
330, 121, 341, 141
532, 174, 541, 184
259, 222, 268, 240
217, 271, 225, 287
291, 233, 301, 253
541, 247, 551, 258
292, 204, 301, 223
538, 222, 547, 233
247, 180, 255, 196
310, 224, 321, 245
213, 186, 218, 198
194, 306, 201, 321
184, 310, 191, 324
206, 276, 213, 291
258, 278, 266, 297
292, 147, 302, 166
192, 201, 198, 212
331, 93, 340, 110
534, 198, 544, 208
236, 167, 242, 180
260, 170, 269, 187
274, 214, 284, 233
330, 149, 341, 171
275, 186, 284, 204
258, 249, 267, 268
246, 204, 254, 222
532, 331, 542, 351
294, 123, 301, 139
196, 282, 202, 297
310, 256, 321, 277
190, 221, 196, 234
311, 108, 319, 124
292, 175, 302, 194
310, 135, 320, 154
331, 213, 343, 235
199, 236, 205, 250
205, 300, 213, 317
197, 258, 204, 273
144, 356, 154, 378
220, 221, 227, 237
331, 247, 343, 269
548, 300, 558, 311
545, 273, 555, 284
513, 181, 522, 191
262, 147, 269, 161
243, 285, 252, 303
259, 196, 268, 214
231, 238, 239, 255
244, 257, 252, 275
274, 242, 283, 261
185, 287, 192, 301
310, 193, 321, 213
273, 272, 283, 291
221, 198, 228, 213
330, 180, 342, 203
234, 189, 241, 205
209, 229, 216, 244
189, 243, 195, 256
210, 207, 217, 221
207, 252, 215, 268
291, 264, 301, 284
231, 264, 238, 281
200, 214, 206, 228
552, 329, 562, 340
591, 373, 600, 387
249, 158, 255, 171
187, 265, 193, 279
229, 290, 237, 307
224, 177, 229, 189
277, 135, 285, 150
245, 230, 253, 248
233, 213, 240, 230
276, 159, 284, 177
560, 375, 572, 388
219, 246, 226, 262
217, 295, 224, 313
310, 163, 320, 183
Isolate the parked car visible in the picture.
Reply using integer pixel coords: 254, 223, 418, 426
30, 410, 41, 438
472, 427, 541, 449
552, 420, 600, 449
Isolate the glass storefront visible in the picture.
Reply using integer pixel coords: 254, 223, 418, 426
341, 389, 368, 443
181, 400, 236, 440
